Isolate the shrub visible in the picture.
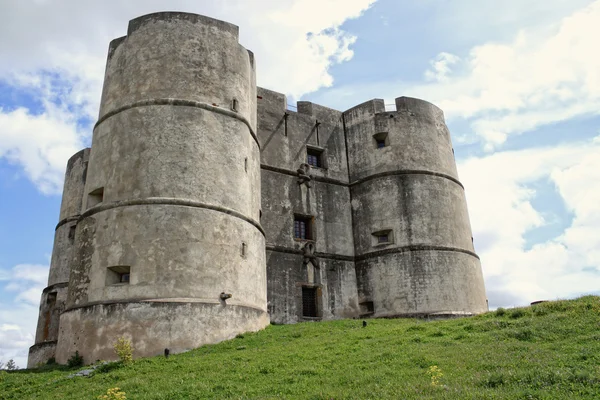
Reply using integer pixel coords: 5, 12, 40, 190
509, 328, 534, 341
509, 309, 526, 319
113, 337, 133, 365
98, 387, 126, 400
495, 307, 506, 317
67, 351, 84, 368
484, 373, 505, 388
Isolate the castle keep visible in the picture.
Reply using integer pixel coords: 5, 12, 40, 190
28, 12, 487, 367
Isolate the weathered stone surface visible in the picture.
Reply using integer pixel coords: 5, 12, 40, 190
29, 11, 487, 368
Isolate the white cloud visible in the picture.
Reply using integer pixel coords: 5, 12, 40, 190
459, 136, 600, 307
410, 0, 600, 150
0, 264, 49, 369
0, 105, 84, 195
0, 0, 375, 194
424, 52, 460, 82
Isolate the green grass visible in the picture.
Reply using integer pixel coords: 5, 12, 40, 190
2, 296, 600, 399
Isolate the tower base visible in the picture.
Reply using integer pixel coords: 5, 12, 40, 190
55, 300, 269, 365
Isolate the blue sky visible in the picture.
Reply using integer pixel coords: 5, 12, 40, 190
1, 0, 600, 368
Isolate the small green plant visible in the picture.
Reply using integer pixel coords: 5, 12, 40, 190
485, 373, 505, 388
509, 309, 526, 319
428, 365, 443, 387
98, 387, 126, 400
495, 307, 506, 316
67, 351, 84, 368
113, 337, 133, 365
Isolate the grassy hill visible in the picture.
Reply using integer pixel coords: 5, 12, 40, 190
2, 296, 599, 399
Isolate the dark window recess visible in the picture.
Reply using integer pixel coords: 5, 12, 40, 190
306, 148, 323, 168
106, 266, 131, 285
88, 187, 104, 208
46, 292, 57, 305
68, 225, 76, 242
302, 287, 318, 317
294, 215, 312, 240
373, 132, 389, 149
372, 229, 393, 246
241, 242, 247, 258
360, 301, 374, 314
231, 98, 239, 112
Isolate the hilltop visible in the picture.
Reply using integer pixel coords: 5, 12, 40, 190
2, 296, 599, 399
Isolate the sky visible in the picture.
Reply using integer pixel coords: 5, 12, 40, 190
1, 0, 599, 368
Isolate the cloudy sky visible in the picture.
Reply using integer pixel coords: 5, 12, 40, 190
1, 0, 599, 368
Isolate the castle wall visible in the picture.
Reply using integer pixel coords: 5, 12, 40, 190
28, 148, 89, 368
29, 11, 488, 368
345, 97, 487, 316
257, 87, 359, 324
55, 12, 267, 364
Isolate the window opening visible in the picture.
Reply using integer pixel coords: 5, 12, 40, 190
294, 215, 313, 240
231, 98, 239, 112
241, 242, 247, 258
302, 286, 318, 317
306, 148, 323, 168
106, 266, 131, 285
372, 229, 393, 246
68, 225, 76, 242
244, 157, 248, 172
360, 301, 374, 315
373, 132, 389, 149
46, 292, 57, 305
88, 187, 104, 208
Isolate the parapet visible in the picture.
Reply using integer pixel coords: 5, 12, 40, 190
257, 87, 287, 113
394, 96, 445, 122
127, 12, 239, 38
297, 101, 342, 123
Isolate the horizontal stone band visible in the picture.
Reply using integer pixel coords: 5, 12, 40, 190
63, 299, 266, 314
95, 98, 260, 149
79, 197, 265, 237
42, 282, 69, 294
55, 215, 80, 231
266, 243, 479, 261
260, 164, 464, 189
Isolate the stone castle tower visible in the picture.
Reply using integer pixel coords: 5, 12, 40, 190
28, 12, 487, 367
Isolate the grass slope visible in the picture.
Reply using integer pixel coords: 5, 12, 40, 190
2, 296, 599, 399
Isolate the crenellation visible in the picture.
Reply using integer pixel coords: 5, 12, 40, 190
29, 11, 487, 367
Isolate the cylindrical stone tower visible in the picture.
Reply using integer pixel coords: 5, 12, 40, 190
28, 148, 90, 368
345, 97, 487, 317
55, 12, 267, 364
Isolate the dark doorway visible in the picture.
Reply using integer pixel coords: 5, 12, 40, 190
302, 287, 318, 317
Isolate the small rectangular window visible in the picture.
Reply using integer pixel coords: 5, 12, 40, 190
46, 292, 57, 305
359, 301, 374, 315
378, 234, 389, 243
106, 265, 131, 285
372, 229, 393, 246
294, 215, 313, 240
88, 187, 104, 208
373, 132, 389, 149
306, 148, 324, 168
68, 225, 76, 242
302, 286, 318, 317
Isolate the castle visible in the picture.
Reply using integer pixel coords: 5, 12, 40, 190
28, 12, 487, 368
